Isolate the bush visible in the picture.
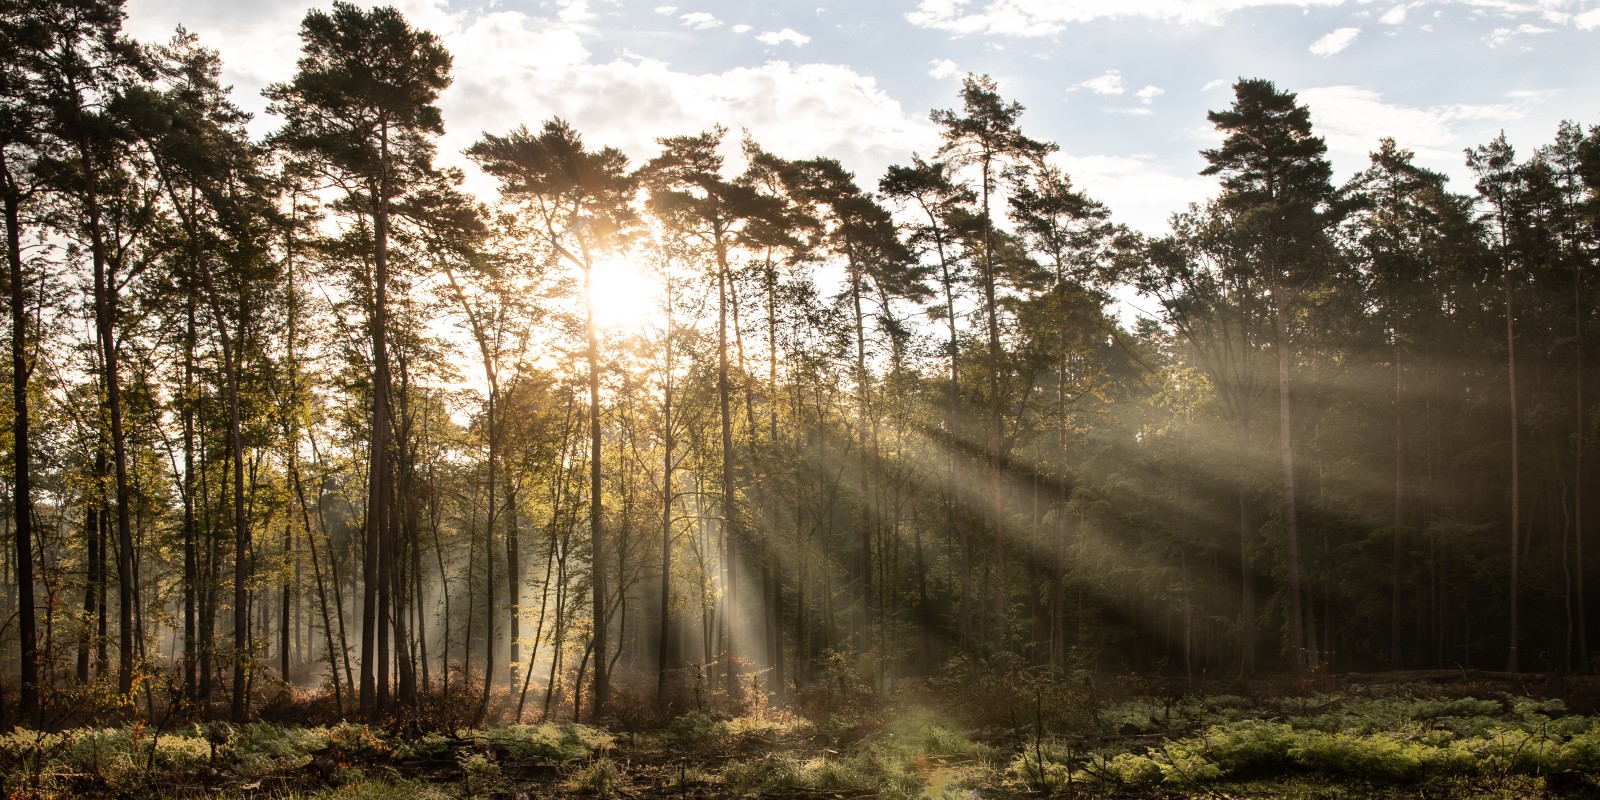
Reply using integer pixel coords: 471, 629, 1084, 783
564, 755, 623, 794
1203, 720, 1297, 777
473, 723, 612, 763
721, 753, 804, 793
1005, 739, 1074, 793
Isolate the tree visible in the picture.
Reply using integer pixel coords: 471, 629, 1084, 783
266, 0, 452, 717
880, 156, 976, 648
1342, 138, 1478, 666
135, 27, 280, 720
467, 118, 635, 719
34, 0, 147, 698
643, 128, 785, 696
0, 0, 62, 726
787, 156, 920, 653
931, 74, 1055, 651
1008, 159, 1115, 666
1201, 78, 1336, 670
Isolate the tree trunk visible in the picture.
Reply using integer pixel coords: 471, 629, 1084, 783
1504, 267, 1521, 672
1392, 342, 1404, 666
1270, 268, 1307, 671
4, 167, 38, 725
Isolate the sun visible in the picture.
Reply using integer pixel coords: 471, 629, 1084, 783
589, 257, 661, 331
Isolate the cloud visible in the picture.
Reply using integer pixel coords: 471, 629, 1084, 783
439, 51, 937, 199
556, 0, 596, 24
929, 58, 960, 79
756, 27, 811, 45
1379, 3, 1418, 24
1310, 26, 1360, 55
1135, 85, 1165, 104
1484, 23, 1552, 45
907, 0, 1347, 36
654, 5, 677, 13
730, 23, 752, 33
1578, 8, 1600, 28
679, 11, 722, 29
1299, 84, 1549, 172
1071, 69, 1125, 95
1053, 152, 1214, 234
904, 0, 1597, 36
1202, 78, 1229, 91
1106, 107, 1154, 115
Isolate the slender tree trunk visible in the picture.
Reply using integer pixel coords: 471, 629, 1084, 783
1238, 466, 1256, 677
657, 281, 676, 702
507, 482, 520, 689
1505, 267, 1521, 672
715, 234, 738, 699
980, 158, 1006, 652
1392, 342, 1404, 666
362, 128, 396, 716
849, 263, 874, 643
81, 499, 99, 683
476, 386, 497, 725
182, 294, 198, 697
4, 170, 38, 725
1575, 257, 1588, 669
584, 257, 608, 719
282, 525, 292, 681
88, 190, 135, 698
1270, 267, 1307, 671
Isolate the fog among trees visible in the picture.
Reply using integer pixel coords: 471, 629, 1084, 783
6, 0, 1600, 756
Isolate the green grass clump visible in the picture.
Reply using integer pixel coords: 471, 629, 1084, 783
473, 723, 612, 763
564, 755, 623, 794
1080, 751, 1164, 789
721, 753, 805, 793
231, 722, 327, 777
302, 777, 453, 800
667, 710, 725, 741
1204, 719, 1298, 777
1006, 739, 1075, 793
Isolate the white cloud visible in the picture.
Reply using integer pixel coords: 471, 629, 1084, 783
1578, 8, 1600, 28
1202, 78, 1229, 91
556, 0, 596, 24
1310, 26, 1361, 55
1379, 3, 1417, 24
929, 58, 960, 79
1106, 107, 1154, 115
439, 52, 936, 200
1484, 23, 1551, 45
1135, 85, 1165, 104
905, 0, 1597, 36
679, 11, 722, 29
756, 27, 811, 45
1299, 84, 1548, 171
1054, 152, 1214, 234
731, 23, 752, 33
907, 0, 1347, 36
654, 5, 677, 14
1071, 69, 1125, 95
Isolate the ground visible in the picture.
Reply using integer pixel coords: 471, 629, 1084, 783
7, 669, 1600, 798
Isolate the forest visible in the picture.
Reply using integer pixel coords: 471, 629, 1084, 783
5, 0, 1600, 797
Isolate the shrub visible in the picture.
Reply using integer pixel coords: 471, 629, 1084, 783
1203, 720, 1297, 777
721, 753, 804, 793
1005, 739, 1074, 793
1289, 730, 1427, 782
473, 723, 612, 763
667, 711, 724, 741
564, 755, 623, 794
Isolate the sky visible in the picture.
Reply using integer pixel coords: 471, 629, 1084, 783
121, 0, 1600, 236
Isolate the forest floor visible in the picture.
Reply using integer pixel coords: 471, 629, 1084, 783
7, 668, 1600, 799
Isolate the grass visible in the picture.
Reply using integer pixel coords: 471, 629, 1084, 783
8, 680, 1600, 798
